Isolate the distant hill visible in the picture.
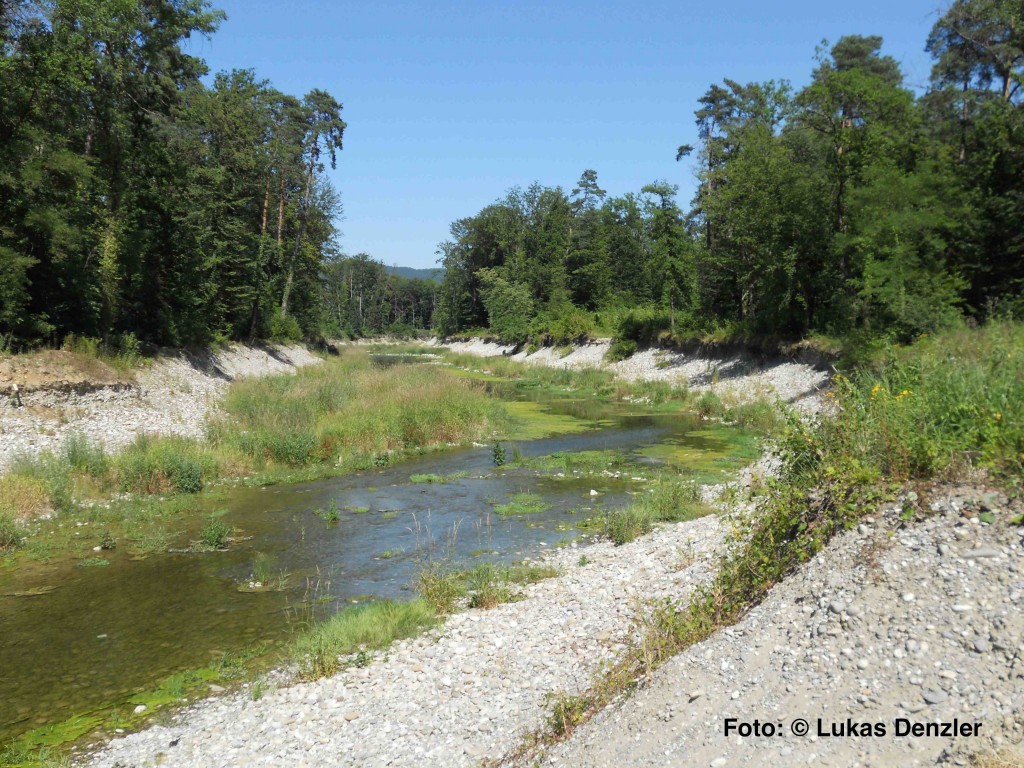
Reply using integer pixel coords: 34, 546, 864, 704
387, 266, 443, 283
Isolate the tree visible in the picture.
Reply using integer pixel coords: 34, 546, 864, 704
280, 89, 345, 318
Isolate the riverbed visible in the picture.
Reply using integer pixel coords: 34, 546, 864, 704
0, 359, 758, 748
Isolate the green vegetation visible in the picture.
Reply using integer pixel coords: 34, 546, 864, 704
515, 323, 1024, 758
603, 475, 711, 545
415, 561, 558, 615
0, 351, 514, 569
195, 518, 232, 551
0, 514, 25, 552
517, 450, 629, 476
116, 436, 218, 495
290, 599, 437, 680
0, 645, 271, 768
435, 18, 1024, 353
314, 500, 342, 523
209, 351, 509, 464
494, 492, 550, 516
409, 472, 467, 484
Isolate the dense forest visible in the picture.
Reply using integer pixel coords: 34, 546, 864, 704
0, 0, 439, 350
2, 1, 1022, 352
437, 2, 1024, 348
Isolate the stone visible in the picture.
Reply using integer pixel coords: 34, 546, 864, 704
963, 547, 1001, 559
922, 690, 948, 705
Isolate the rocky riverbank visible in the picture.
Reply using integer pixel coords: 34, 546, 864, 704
431, 338, 831, 413
0, 344, 321, 471
85, 512, 731, 767
80, 484, 1023, 767
536, 487, 1024, 768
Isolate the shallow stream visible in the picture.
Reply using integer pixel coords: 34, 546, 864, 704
0, 361, 758, 745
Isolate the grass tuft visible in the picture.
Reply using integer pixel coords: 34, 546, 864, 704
291, 599, 437, 680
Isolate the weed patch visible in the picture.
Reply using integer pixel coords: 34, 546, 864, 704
291, 599, 437, 680
494, 492, 549, 515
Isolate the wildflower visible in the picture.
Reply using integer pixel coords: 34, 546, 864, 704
870, 383, 881, 400
896, 389, 912, 401
994, 411, 1002, 422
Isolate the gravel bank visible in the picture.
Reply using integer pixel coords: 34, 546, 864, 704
85, 516, 729, 767
431, 338, 830, 412
536, 488, 1024, 768
0, 344, 320, 471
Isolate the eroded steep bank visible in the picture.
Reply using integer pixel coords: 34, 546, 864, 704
0, 344, 321, 471
430, 337, 831, 413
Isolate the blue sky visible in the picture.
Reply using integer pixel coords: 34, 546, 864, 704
190, 0, 941, 269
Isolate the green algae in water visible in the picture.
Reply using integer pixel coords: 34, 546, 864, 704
502, 400, 601, 440
636, 425, 762, 483
517, 449, 632, 476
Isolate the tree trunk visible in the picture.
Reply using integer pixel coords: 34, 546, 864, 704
276, 174, 285, 247
281, 159, 315, 317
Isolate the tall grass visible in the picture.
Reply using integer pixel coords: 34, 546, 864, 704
806, 322, 1024, 482
0, 512, 24, 551
116, 435, 219, 494
604, 475, 711, 545
210, 351, 509, 465
291, 599, 437, 680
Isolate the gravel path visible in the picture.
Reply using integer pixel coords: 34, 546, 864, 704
431, 338, 830, 412
0, 344, 320, 471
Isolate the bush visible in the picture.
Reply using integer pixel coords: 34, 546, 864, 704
269, 311, 303, 342
533, 305, 595, 346
605, 338, 637, 362
614, 306, 672, 347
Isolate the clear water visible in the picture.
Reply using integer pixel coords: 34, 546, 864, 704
0, 371, 753, 743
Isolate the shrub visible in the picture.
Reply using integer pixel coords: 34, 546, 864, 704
606, 338, 637, 362
269, 311, 303, 342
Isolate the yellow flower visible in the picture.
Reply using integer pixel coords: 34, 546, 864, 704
896, 389, 911, 401
870, 383, 882, 400
994, 411, 1002, 422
